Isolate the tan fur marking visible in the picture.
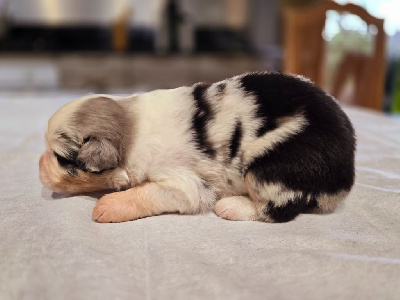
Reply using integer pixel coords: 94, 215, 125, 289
39, 151, 128, 194
317, 191, 349, 212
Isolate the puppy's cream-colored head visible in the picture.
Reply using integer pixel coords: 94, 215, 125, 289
39, 95, 131, 194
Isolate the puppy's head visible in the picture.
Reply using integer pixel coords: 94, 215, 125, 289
39, 95, 131, 194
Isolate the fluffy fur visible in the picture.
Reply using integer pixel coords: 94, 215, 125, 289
39, 72, 356, 223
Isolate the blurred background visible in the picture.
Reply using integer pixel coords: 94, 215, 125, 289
0, 0, 399, 113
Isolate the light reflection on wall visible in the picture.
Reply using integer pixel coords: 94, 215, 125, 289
333, 0, 400, 36
41, 0, 60, 26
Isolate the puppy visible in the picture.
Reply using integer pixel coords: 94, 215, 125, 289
39, 72, 356, 223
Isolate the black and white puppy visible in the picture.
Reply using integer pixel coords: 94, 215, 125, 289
39, 72, 356, 223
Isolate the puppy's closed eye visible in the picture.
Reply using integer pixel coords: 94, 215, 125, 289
54, 152, 77, 167
54, 152, 79, 176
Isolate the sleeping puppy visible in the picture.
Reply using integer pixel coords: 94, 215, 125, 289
39, 72, 356, 223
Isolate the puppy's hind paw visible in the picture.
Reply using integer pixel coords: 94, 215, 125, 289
214, 196, 258, 221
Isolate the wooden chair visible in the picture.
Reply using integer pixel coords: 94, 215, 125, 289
112, 5, 133, 53
283, 0, 386, 110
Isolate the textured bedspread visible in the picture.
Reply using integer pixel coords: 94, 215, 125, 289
1, 92, 399, 300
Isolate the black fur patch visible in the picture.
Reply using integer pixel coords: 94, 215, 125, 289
241, 72, 308, 133
241, 72, 355, 194
54, 152, 72, 167
229, 120, 242, 160
240, 72, 355, 222
265, 196, 318, 222
191, 83, 216, 157
54, 152, 78, 176
256, 118, 277, 137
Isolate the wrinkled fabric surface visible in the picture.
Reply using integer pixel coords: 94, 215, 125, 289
0, 92, 399, 300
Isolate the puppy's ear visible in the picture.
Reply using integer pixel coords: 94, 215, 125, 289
77, 137, 120, 172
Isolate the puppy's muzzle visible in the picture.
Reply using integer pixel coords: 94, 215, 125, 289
39, 152, 53, 190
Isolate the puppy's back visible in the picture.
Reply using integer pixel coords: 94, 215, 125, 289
239, 72, 355, 222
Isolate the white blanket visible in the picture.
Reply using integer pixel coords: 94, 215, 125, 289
1, 92, 399, 300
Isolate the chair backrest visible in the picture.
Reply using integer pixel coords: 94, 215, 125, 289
283, 0, 386, 110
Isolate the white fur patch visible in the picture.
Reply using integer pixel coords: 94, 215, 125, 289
242, 112, 309, 165
255, 182, 305, 206
214, 196, 257, 221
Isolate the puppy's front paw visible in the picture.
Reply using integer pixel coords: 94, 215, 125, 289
92, 191, 136, 223
214, 196, 257, 221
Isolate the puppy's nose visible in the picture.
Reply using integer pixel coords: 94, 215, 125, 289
39, 153, 45, 169
39, 152, 51, 187
39, 152, 49, 170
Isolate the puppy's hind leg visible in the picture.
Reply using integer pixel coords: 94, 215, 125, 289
214, 173, 319, 223
214, 196, 258, 221
244, 173, 318, 223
